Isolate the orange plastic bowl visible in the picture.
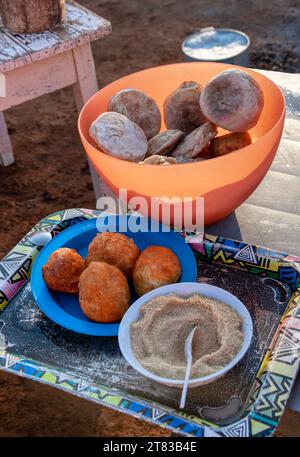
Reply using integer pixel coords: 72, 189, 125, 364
78, 63, 285, 226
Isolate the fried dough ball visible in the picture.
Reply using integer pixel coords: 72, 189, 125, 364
79, 262, 130, 323
164, 81, 207, 134
86, 232, 140, 278
133, 246, 181, 296
210, 132, 252, 157
171, 122, 217, 160
139, 155, 177, 165
42, 247, 85, 294
89, 112, 147, 162
108, 88, 161, 140
200, 69, 264, 132
147, 130, 185, 157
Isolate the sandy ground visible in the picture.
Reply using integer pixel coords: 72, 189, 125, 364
0, 0, 300, 437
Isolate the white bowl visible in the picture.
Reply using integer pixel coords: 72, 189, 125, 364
118, 282, 253, 388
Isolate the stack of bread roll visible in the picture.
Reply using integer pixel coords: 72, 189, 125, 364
89, 69, 264, 165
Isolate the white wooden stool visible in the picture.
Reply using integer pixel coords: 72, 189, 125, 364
0, 0, 111, 198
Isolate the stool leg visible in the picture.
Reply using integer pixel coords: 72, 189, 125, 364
72, 44, 103, 201
0, 112, 14, 166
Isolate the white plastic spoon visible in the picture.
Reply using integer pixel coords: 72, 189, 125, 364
180, 327, 197, 409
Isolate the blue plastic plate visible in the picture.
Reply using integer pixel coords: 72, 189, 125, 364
31, 215, 197, 336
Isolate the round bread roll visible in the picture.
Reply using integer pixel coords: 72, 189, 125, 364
163, 81, 207, 134
79, 262, 130, 323
89, 112, 148, 162
171, 122, 217, 160
210, 131, 252, 157
176, 155, 208, 164
86, 232, 140, 278
200, 69, 264, 132
108, 88, 161, 140
139, 155, 177, 165
146, 130, 185, 157
133, 246, 181, 296
42, 247, 85, 294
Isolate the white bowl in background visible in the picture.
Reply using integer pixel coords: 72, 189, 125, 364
118, 282, 253, 388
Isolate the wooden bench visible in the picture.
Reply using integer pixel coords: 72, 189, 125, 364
0, 0, 111, 196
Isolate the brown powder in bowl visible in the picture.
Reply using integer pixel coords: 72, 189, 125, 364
130, 293, 244, 380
